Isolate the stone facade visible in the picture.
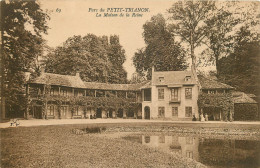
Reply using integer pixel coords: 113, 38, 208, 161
141, 68, 199, 120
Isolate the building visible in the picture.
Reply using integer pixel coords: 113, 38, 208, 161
26, 72, 143, 119
232, 91, 258, 121
141, 67, 200, 120
25, 68, 200, 120
24, 69, 257, 121
197, 75, 234, 121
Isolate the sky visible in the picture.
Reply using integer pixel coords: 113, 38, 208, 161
39, 0, 259, 79
40, 0, 174, 79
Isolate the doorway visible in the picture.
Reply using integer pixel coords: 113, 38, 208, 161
96, 108, 102, 118
117, 108, 123, 118
144, 106, 150, 119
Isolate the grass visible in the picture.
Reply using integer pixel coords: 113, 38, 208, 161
1, 124, 205, 168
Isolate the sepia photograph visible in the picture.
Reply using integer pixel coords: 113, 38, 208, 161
0, 0, 260, 167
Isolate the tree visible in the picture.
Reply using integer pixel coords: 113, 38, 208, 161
133, 14, 187, 79
44, 34, 128, 83
202, 1, 259, 76
218, 26, 260, 95
168, 0, 215, 69
107, 35, 127, 83
1, 0, 49, 117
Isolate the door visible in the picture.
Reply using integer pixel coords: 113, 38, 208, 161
144, 106, 150, 119
61, 106, 68, 119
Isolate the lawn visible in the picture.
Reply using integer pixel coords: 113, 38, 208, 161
1, 124, 205, 168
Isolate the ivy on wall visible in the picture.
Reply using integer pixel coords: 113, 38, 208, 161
28, 93, 141, 119
198, 92, 234, 121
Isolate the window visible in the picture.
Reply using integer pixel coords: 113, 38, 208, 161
217, 90, 224, 94
172, 107, 178, 117
74, 90, 78, 97
158, 88, 164, 100
202, 90, 208, 94
186, 151, 193, 159
62, 89, 67, 96
159, 77, 164, 82
185, 76, 191, 81
145, 136, 150, 143
37, 88, 42, 95
158, 107, 165, 118
185, 88, 192, 99
50, 88, 55, 95
74, 107, 81, 116
185, 107, 192, 117
48, 106, 55, 116
186, 137, 193, 144
144, 89, 151, 101
86, 89, 95, 97
61, 106, 68, 116
159, 136, 165, 143
171, 88, 178, 101
209, 90, 216, 94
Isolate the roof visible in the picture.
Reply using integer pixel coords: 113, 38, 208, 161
246, 93, 257, 98
198, 75, 233, 90
29, 73, 86, 88
84, 82, 145, 91
29, 72, 145, 91
139, 81, 151, 89
233, 91, 257, 104
152, 71, 197, 86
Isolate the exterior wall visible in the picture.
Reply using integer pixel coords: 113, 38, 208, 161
142, 89, 153, 119
143, 85, 199, 120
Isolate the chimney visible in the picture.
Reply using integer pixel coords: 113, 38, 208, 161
40, 68, 45, 75
76, 72, 80, 77
152, 66, 155, 73
24, 72, 31, 82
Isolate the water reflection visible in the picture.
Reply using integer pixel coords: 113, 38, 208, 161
125, 134, 260, 168
142, 135, 199, 160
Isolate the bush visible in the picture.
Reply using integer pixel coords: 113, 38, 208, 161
234, 104, 258, 121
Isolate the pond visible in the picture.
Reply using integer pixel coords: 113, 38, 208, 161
122, 134, 260, 168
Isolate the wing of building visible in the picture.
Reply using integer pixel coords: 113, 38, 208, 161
23, 70, 258, 121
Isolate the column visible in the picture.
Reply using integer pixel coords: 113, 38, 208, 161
45, 101, 48, 119
27, 84, 30, 95
58, 87, 61, 95
43, 85, 46, 95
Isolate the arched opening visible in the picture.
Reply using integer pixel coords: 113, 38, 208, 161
117, 108, 123, 118
96, 108, 102, 118
127, 108, 134, 118
108, 108, 113, 118
144, 106, 150, 120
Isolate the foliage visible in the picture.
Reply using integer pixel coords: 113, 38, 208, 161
218, 27, 260, 95
1, 0, 49, 117
30, 94, 141, 118
201, 1, 259, 76
168, 0, 215, 68
198, 92, 234, 121
202, 5, 240, 75
234, 104, 258, 121
44, 34, 127, 84
133, 14, 188, 79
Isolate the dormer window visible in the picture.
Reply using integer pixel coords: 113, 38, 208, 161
159, 77, 164, 82
185, 76, 191, 81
